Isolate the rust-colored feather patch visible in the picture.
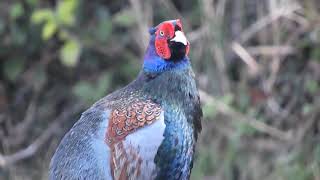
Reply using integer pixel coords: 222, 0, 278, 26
106, 99, 162, 145
110, 142, 143, 180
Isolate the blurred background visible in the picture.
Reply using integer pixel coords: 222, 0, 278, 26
0, 0, 319, 179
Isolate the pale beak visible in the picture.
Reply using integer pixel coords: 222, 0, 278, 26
170, 31, 188, 45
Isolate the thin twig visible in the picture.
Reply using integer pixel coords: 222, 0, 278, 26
199, 90, 293, 142
295, 100, 320, 144
238, 4, 301, 43
202, 0, 230, 94
5, 95, 38, 146
231, 42, 260, 75
0, 104, 84, 168
130, 0, 152, 53
246, 45, 295, 56
158, 0, 192, 30
187, 27, 206, 43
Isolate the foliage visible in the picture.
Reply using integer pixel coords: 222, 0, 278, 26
0, 0, 319, 180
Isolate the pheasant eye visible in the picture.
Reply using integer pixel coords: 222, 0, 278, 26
159, 31, 164, 36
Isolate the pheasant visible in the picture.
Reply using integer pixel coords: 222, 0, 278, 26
49, 19, 202, 180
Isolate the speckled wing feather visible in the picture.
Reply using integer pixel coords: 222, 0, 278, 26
105, 99, 164, 180
106, 99, 162, 145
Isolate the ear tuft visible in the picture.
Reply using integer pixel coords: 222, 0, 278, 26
149, 27, 156, 35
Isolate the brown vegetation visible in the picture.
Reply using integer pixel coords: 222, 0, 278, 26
0, 0, 319, 179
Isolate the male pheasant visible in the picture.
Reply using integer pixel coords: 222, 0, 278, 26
49, 19, 202, 180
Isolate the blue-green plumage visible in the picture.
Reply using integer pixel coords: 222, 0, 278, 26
49, 19, 202, 180
139, 66, 201, 179
141, 21, 202, 178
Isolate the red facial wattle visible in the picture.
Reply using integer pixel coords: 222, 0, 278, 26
155, 21, 178, 59
155, 39, 171, 59
155, 22, 175, 60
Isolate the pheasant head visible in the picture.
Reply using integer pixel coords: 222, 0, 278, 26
144, 19, 190, 72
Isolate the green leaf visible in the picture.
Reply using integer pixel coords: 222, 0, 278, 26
58, 30, 69, 40
72, 72, 110, 104
96, 10, 112, 42
10, 23, 27, 45
236, 122, 257, 136
96, 72, 111, 96
203, 100, 217, 119
279, 163, 313, 180
3, 59, 25, 82
56, 0, 78, 26
33, 67, 47, 89
10, 3, 24, 19
120, 52, 140, 77
191, 146, 218, 179
311, 48, 320, 62
9, 24, 26, 45
238, 88, 250, 112
42, 20, 57, 40
0, 18, 5, 34
59, 38, 81, 67
31, 9, 54, 24
113, 8, 135, 27
26, 0, 38, 6
221, 94, 234, 106
306, 80, 319, 94
314, 144, 320, 163
72, 81, 96, 104
302, 104, 312, 115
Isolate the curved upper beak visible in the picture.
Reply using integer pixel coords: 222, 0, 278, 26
170, 31, 188, 45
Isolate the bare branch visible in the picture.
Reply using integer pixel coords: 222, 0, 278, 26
238, 4, 301, 43
158, 0, 192, 30
201, 0, 230, 94
130, 0, 152, 53
0, 104, 84, 168
231, 42, 260, 75
199, 90, 293, 142
246, 45, 295, 56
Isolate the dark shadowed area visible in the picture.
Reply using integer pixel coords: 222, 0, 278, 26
0, 0, 319, 179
